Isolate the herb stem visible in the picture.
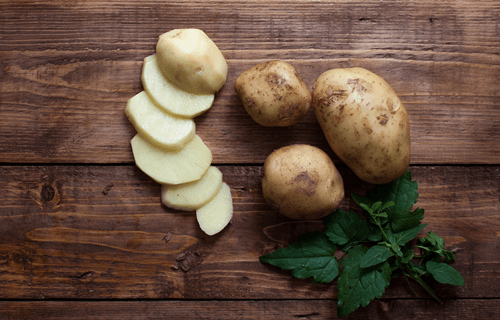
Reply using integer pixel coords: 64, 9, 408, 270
410, 272, 442, 304
338, 246, 352, 260
374, 216, 390, 244
402, 271, 418, 296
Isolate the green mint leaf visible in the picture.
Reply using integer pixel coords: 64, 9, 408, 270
323, 209, 369, 246
443, 250, 456, 263
360, 245, 394, 268
259, 232, 339, 284
418, 231, 456, 263
366, 224, 383, 242
408, 261, 426, 275
383, 230, 403, 257
351, 193, 373, 211
392, 208, 425, 233
426, 261, 465, 286
391, 223, 428, 246
391, 243, 404, 257
382, 223, 426, 259
365, 170, 421, 232
419, 230, 442, 248
352, 193, 390, 225
353, 193, 395, 231
358, 203, 373, 214
371, 201, 383, 212
381, 201, 396, 212
337, 245, 392, 317
401, 247, 415, 264
374, 211, 389, 219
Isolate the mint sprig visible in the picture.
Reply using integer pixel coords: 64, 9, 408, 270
259, 232, 340, 284
337, 245, 392, 317
259, 170, 465, 317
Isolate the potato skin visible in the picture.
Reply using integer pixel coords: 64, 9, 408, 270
156, 29, 227, 94
262, 144, 344, 220
312, 67, 410, 184
234, 60, 312, 127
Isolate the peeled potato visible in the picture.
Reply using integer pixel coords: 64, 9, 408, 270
156, 28, 227, 95
125, 91, 195, 150
131, 134, 212, 185
161, 166, 223, 211
142, 55, 215, 118
196, 183, 233, 236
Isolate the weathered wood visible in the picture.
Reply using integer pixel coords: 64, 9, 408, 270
0, 299, 499, 320
0, 165, 498, 300
1, 0, 499, 318
0, 0, 499, 164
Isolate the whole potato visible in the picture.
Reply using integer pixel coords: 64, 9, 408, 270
312, 67, 410, 184
234, 60, 312, 127
156, 29, 227, 94
262, 144, 344, 220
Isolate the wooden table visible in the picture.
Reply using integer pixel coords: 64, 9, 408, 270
1, 1, 499, 319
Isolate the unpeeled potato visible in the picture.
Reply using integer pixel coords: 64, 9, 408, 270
262, 144, 344, 220
234, 60, 312, 127
312, 67, 410, 184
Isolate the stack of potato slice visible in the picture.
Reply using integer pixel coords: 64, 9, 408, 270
125, 29, 232, 236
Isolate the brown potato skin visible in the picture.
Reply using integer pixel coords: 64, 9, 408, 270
262, 144, 344, 220
234, 60, 312, 127
312, 67, 410, 184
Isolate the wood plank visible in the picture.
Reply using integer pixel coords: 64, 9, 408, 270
1, 1, 499, 53
0, 299, 499, 320
0, 165, 498, 300
0, 0, 499, 164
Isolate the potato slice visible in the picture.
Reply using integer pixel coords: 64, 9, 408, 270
125, 91, 195, 150
196, 183, 233, 236
131, 134, 212, 185
141, 55, 215, 118
161, 166, 223, 211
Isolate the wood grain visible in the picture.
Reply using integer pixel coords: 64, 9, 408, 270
1, 0, 499, 164
1, 0, 499, 318
1, 299, 499, 320
0, 165, 498, 300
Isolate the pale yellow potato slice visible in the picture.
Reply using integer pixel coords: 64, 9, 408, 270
131, 134, 212, 185
161, 166, 223, 211
141, 55, 215, 118
125, 91, 195, 150
196, 183, 233, 236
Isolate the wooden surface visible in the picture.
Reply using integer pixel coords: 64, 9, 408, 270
1, 0, 499, 319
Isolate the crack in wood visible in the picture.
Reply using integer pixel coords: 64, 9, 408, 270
294, 312, 320, 318
74, 271, 94, 280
